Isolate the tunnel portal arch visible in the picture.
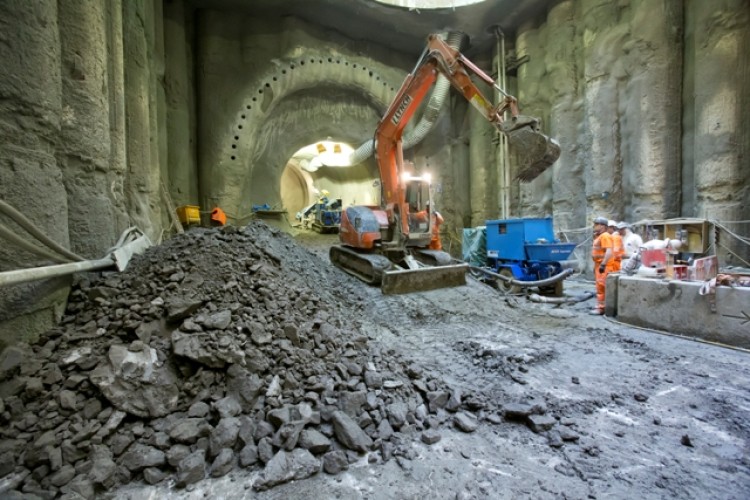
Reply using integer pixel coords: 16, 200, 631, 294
211, 53, 402, 222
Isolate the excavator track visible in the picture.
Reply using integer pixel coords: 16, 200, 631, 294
330, 245, 467, 294
330, 245, 393, 285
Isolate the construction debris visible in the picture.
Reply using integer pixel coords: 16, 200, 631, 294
0, 222, 477, 497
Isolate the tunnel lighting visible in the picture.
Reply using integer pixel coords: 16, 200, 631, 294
373, 0, 486, 9
402, 172, 432, 184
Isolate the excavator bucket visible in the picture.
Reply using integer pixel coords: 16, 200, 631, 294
504, 122, 561, 182
380, 262, 468, 295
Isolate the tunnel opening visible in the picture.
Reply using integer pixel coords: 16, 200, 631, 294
281, 140, 381, 232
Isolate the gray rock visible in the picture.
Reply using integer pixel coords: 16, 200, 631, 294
89, 346, 179, 418
257, 437, 274, 464
503, 403, 535, 420
49, 464, 76, 487
187, 401, 210, 418
239, 444, 259, 467
167, 444, 191, 467
322, 450, 349, 474
209, 417, 241, 456
226, 367, 264, 412
143, 467, 167, 485
213, 396, 242, 418
237, 416, 256, 446
210, 448, 235, 477
377, 419, 394, 441
298, 429, 331, 454
176, 450, 206, 487
165, 297, 203, 323
527, 414, 557, 433
59, 390, 78, 411
421, 430, 441, 444
454, 412, 479, 433
203, 310, 232, 330
169, 418, 211, 444
339, 391, 367, 417
364, 370, 383, 389
427, 391, 449, 413
118, 444, 166, 471
446, 390, 462, 412
331, 410, 373, 453
253, 449, 320, 491
387, 402, 408, 429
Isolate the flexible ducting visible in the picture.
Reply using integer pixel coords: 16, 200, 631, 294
347, 31, 467, 166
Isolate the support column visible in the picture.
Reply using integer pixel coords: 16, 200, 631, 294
123, 0, 160, 240
691, 0, 750, 264
546, 1, 587, 232
164, 0, 198, 206
58, 0, 118, 258
0, 0, 69, 346
622, 0, 683, 221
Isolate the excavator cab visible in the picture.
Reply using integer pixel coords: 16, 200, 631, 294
405, 176, 432, 239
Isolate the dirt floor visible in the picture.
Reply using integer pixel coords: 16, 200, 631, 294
111, 230, 750, 500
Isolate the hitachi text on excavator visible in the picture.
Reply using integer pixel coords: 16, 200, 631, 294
330, 33, 561, 294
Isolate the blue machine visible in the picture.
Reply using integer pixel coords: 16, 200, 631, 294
312, 198, 342, 233
485, 217, 577, 294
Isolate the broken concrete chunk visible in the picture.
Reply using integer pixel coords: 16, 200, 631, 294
454, 412, 479, 433
253, 449, 320, 491
527, 414, 557, 434
331, 410, 373, 453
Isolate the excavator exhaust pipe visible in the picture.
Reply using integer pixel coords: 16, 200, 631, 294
380, 262, 468, 295
504, 120, 561, 182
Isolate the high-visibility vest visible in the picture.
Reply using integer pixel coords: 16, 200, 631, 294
592, 232, 613, 262
611, 232, 624, 261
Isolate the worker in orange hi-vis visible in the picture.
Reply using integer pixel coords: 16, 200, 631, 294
608, 220, 624, 272
428, 206, 444, 251
210, 207, 227, 226
591, 216, 614, 315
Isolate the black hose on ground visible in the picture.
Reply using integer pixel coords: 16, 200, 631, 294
528, 291, 594, 304
469, 265, 574, 287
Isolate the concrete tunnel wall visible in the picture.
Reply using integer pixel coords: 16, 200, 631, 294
0, 0, 749, 346
195, 13, 414, 222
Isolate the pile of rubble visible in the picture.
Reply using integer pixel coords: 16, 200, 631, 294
0, 222, 477, 499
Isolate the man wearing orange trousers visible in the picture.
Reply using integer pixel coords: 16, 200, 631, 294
591, 216, 614, 315
608, 220, 624, 271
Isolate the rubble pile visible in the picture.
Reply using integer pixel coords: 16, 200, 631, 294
0, 222, 476, 499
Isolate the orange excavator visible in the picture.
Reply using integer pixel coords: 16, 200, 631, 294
330, 34, 561, 294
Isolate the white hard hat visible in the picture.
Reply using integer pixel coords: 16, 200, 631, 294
608, 220, 617, 227
616, 221, 628, 230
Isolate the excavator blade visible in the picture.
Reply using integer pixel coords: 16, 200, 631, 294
504, 123, 561, 183
381, 262, 468, 295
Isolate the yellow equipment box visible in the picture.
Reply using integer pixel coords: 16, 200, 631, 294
176, 205, 201, 225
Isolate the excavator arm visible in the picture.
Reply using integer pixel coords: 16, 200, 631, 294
376, 34, 560, 222
331, 33, 560, 294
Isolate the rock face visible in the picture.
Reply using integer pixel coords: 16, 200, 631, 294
0, 223, 473, 496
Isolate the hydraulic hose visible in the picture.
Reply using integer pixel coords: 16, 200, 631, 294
528, 291, 595, 304
469, 265, 574, 287
0, 223, 71, 264
0, 199, 85, 261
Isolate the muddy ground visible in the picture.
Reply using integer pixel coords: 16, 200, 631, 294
114, 230, 750, 500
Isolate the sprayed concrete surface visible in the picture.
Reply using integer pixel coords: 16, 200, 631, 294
102, 229, 750, 500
